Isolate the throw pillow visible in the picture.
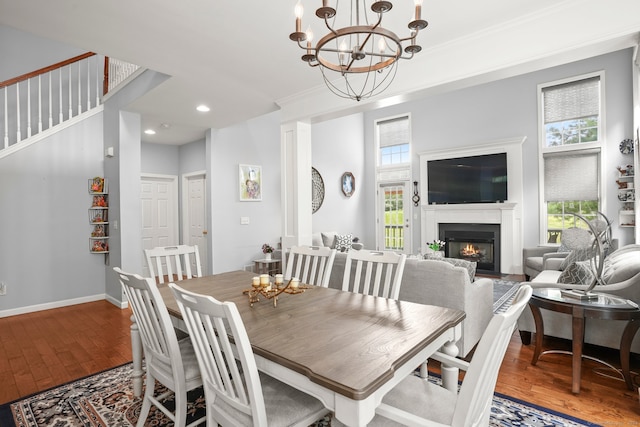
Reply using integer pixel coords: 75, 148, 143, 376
560, 247, 594, 270
443, 258, 477, 282
335, 234, 353, 252
321, 232, 337, 248
557, 260, 595, 286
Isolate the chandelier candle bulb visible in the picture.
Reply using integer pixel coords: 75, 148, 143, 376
294, 1, 303, 33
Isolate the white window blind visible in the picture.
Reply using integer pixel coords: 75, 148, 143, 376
544, 151, 599, 201
378, 116, 409, 148
542, 76, 600, 124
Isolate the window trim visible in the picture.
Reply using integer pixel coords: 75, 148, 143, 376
537, 71, 606, 245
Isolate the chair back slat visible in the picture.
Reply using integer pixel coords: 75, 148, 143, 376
285, 246, 337, 287
170, 283, 270, 425
145, 245, 202, 284
342, 250, 406, 299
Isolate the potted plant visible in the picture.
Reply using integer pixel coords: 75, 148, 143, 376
426, 240, 445, 258
262, 243, 274, 261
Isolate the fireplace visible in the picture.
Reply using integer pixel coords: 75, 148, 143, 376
439, 223, 501, 273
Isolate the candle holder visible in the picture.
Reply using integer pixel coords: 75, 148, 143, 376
243, 278, 310, 307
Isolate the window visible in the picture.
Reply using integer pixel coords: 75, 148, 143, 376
377, 116, 410, 166
539, 73, 602, 244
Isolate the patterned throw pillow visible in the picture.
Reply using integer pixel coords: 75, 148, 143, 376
557, 260, 595, 286
443, 258, 477, 282
560, 247, 594, 270
335, 234, 353, 252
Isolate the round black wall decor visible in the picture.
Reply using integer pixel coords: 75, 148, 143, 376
311, 167, 325, 213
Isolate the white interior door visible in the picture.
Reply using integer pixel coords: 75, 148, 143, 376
377, 182, 412, 254
183, 173, 208, 275
141, 175, 179, 277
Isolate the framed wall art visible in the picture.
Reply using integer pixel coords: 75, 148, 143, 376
341, 172, 355, 197
239, 164, 262, 201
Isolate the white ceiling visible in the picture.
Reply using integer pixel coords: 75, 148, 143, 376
1, 0, 639, 145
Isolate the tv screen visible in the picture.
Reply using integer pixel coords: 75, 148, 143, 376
427, 153, 507, 204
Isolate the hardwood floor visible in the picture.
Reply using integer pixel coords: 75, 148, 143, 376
1, 299, 639, 424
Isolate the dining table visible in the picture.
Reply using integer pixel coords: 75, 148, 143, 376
129, 270, 466, 427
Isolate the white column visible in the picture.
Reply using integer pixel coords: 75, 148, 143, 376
280, 121, 313, 273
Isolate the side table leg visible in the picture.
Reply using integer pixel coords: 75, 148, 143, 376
130, 314, 144, 397
441, 340, 460, 392
530, 304, 544, 365
571, 307, 585, 394
620, 319, 640, 390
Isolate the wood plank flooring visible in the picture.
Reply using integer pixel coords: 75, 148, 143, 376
1, 296, 639, 424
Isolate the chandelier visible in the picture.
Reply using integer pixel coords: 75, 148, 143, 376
289, 0, 428, 101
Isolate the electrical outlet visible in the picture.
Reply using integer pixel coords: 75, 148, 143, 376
0, 282, 6, 295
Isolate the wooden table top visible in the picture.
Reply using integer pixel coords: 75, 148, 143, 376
158, 270, 465, 400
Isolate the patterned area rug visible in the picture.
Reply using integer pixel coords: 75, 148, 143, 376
0, 362, 601, 427
493, 279, 522, 314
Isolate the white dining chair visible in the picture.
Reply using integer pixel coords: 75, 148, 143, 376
114, 267, 204, 427
145, 245, 202, 284
342, 249, 407, 299
285, 245, 337, 287
168, 283, 329, 427
333, 284, 533, 427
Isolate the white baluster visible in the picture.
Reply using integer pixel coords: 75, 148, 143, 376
16, 83, 21, 142
87, 57, 91, 110
3, 87, 8, 148
48, 73, 53, 128
37, 75, 42, 133
58, 68, 63, 124
68, 66, 72, 119
77, 62, 82, 115
26, 78, 31, 138
95, 56, 100, 105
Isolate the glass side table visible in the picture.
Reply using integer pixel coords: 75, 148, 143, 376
529, 288, 640, 394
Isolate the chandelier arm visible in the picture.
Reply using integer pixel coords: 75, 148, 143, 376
323, 17, 339, 37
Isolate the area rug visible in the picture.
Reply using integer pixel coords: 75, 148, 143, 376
492, 279, 522, 314
0, 362, 602, 427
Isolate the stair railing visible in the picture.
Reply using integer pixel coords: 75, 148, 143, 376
0, 53, 140, 153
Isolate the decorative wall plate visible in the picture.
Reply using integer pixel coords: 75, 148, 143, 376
619, 138, 634, 154
311, 167, 325, 213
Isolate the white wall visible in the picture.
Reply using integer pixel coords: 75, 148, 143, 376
311, 113, 367, 244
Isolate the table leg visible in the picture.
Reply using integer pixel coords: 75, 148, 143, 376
571, 307, 585, 394
440, 339, 460, 392
620, 319, 640, 390
530, 304, 544, 365
130, 314, 144, 397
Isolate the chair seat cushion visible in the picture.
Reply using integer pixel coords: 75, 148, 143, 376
150, 337, 201, 384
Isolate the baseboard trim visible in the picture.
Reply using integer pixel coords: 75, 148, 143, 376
0, 294, 107, 318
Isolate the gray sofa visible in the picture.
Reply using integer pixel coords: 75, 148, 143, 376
326, 253, 493, 357
517, 244, 640, 354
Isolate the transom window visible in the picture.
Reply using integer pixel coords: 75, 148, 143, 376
377, 115, 410, 166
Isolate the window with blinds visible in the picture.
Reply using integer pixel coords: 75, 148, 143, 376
542, 76, 600, 147
377, 116, 410, 166
538, 73, 603, 243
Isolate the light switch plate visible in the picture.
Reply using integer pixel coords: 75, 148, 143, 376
240, 217, 250, 225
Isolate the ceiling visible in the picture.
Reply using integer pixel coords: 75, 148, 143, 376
1, 0, 639, 145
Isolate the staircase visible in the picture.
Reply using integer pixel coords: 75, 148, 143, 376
0, 53, 140, 158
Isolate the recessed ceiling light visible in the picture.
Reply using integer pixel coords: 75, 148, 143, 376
196, 105, 210, 112
144, 129, 156, 135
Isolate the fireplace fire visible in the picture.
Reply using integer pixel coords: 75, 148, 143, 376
439, 223, 501, 273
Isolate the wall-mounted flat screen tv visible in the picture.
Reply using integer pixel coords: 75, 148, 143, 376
427, 153, 508, 204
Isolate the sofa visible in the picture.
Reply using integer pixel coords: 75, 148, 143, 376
325, 252, 494, 358
517, 244, 640, 354
311, 231, 364, 252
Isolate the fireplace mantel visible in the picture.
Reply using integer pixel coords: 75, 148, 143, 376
418, 138, 525, 274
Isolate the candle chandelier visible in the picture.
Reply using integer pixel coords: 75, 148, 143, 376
289, 0, 428, 101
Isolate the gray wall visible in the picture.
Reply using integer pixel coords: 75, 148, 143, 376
0, 113, 106, 311
311, 112, 367, 244
360, 48, 635, 249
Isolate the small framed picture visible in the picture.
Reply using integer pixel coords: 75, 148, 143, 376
239, 164, 262, 201
341, 172, 355, 197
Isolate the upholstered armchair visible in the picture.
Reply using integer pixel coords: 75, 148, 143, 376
523, 227, 594, 279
